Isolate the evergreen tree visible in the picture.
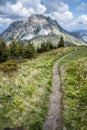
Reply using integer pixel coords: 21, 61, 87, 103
18, 42, 25, 59
37, 40, 55, 53
9, 38, 19, 59
58, 35, 64, 48
46, 40, 55, 50
37, 42, 46, 53
23, 42, 36, 58
0, 38, 10, 62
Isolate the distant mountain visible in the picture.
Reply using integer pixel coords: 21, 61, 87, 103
71, 30, 87, 44
73, 30, 87, 34
1, 14, 85, 46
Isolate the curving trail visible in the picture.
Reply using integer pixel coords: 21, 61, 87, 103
4, 53, 72, 130
43, 53, 72, 130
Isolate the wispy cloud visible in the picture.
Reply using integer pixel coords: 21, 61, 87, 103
66, 15, 87, 30
76, 2, 87, 11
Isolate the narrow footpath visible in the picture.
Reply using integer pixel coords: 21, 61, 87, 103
43, 53, 72, 130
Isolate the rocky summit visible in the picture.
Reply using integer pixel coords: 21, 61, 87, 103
1, 14, 85, 46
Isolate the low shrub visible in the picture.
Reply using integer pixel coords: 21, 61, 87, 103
0, 61, 18, 72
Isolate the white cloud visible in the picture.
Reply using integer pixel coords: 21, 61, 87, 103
57, 2, 69, 13
6, 2, 35, 17
76, 2, 87, 11
0, 0, 46, 19
76, 15, 87, 24
42, 0, 69, 13
0, 17, 12, 32
0, 18, 12, 27
19, 0, 46, 14
45, 1, 74, 30
66, 15, 87, 30
48, 11, 73, 25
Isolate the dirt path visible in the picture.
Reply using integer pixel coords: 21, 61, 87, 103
43, 53, 72, 130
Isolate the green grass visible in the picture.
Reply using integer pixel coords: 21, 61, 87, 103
59, 47, 87, 130
0, 47, 75, 130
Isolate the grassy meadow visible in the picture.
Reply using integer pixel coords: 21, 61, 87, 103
0, 47, 74, 130
59, 47, 87, 130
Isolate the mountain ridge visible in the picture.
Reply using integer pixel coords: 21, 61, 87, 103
1, 14, 85, 46
71, 31, 87, 44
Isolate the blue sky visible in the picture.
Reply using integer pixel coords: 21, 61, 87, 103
0, 0, 87, 32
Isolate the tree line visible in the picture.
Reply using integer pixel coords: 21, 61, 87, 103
0, 35, 64, 63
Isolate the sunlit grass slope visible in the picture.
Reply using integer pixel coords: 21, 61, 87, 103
59, 47, 87, 130
0, 47, 74, 130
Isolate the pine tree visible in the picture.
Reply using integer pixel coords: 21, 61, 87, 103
37, 42, 47, 53
58, 35, 64, 48
46, 40, 55, 50
37, 40, 55, 53
18, 42, 25, 58
0, 38, 10, 62
9, 37, 19, 59
23, 42, 36, 58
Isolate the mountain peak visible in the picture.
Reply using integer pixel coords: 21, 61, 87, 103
28, 14, 46, 20
1, 14, 85, 46
2, 14, 65, 42
27, 14, 50, 24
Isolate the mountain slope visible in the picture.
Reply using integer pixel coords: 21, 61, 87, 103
0, 47, 75, 130
59, 47, 87, 130
71, 31, 87, 44
1, 14, 85, 46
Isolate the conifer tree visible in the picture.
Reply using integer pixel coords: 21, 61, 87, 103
58, 35, 64, 48
0, 38, 9, 62
23, 42, 36, 58
9, 37, 19, 59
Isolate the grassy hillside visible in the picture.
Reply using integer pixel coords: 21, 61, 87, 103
59, 47, 87, 130
0, 46, 87, 130
0, 47, 74, 130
